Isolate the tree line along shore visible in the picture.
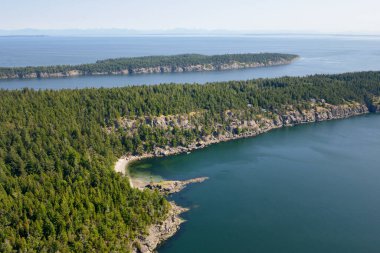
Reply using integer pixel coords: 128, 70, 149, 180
0, 53, 298, 79
1, 71, 380, 252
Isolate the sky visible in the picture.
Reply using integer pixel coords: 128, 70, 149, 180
1, 0, 380, 34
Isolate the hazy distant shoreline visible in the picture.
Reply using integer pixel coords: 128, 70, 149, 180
1, 29, 380, 37
0, 53, 298, 80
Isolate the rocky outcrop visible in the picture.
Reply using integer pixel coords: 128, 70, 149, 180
144, 177, 209, 194
111, 102, 370, 159
126, 60, 292, 75
114, 158, 209, 253
279, 103, 369, 126
117, 101, 371, 253
367, 97, 380, 113
132, 202, 189, 253
0, 59, 296, 80
127, 177, 208, 253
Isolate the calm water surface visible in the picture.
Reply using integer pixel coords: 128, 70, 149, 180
1, 35, 380, 89
130, 115, 380, 253
3, 35, 380, 252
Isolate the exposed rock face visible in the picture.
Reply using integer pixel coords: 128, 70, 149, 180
129, 178, 208, 253
279, 103, 369, 126
111, 102, 370, 159
368, 97, 380, 112
119, 101, 371, 253
0, 59, 295, 79
144, 177, 209, 194
132, 202, 189, 253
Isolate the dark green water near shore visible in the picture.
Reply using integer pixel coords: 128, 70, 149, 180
129, 115, 380, 253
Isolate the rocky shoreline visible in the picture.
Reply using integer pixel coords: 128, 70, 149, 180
132, 202, 189, 253
144, 177, 209, 195
115, 156, 208, 253
0, 59, 296, 80
116, 101, 378, 253
130, 177, 208, 253
117, 102, 373, 162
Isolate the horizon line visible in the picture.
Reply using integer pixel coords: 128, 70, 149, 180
0, 28, 380, 37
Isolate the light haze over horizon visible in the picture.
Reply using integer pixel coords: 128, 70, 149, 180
1, 0, 380, 34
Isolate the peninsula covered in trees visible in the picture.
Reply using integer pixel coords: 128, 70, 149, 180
1, 71, 380, 252
0, 53, 298, 79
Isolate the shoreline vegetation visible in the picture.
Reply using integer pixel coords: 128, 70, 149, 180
114, 154, 208, 253
0, 53, 298, 79
115, 156, 208, 253
116, 100, 379, 253
1, 71, 380, 252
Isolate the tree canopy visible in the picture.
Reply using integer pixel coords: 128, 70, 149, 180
1, 71, 380, 252
0, 53, 298, 78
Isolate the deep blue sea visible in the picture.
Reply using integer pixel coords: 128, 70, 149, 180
1, 35, 380, 89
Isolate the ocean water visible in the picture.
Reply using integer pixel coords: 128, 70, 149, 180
1, 35, 380, 89
3, 35, 380, 252
130, 115, 380, 253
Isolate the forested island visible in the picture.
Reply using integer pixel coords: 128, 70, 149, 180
1, 71, 380, 252
0, 53, 298, 79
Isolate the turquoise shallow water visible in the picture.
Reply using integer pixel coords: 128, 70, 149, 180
130, 115, 380, 253
1, 35, 380, 89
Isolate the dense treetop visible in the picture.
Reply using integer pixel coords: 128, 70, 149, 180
0, 53, 298, 77
1, 71, 380, 252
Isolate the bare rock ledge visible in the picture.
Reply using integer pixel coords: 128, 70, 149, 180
145, 177, 209, 195
132, 202, 189, 253
131, 177, 208, 253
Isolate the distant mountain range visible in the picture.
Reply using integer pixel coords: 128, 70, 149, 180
1, 28, 379, 37
0, 28, 246, 36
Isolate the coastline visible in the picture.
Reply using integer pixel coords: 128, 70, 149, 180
115, 102, 377, 253
114, 155, 155, 188
0, 58, 297, 80
115, 156, 207, 253
116, 103, 373, 177
132, 201, 189, 253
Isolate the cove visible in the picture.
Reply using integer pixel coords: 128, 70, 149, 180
129, 114, 380, 253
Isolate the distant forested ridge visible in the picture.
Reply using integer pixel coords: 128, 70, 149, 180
1, 71, 380, 252
0, 53, 298, 79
